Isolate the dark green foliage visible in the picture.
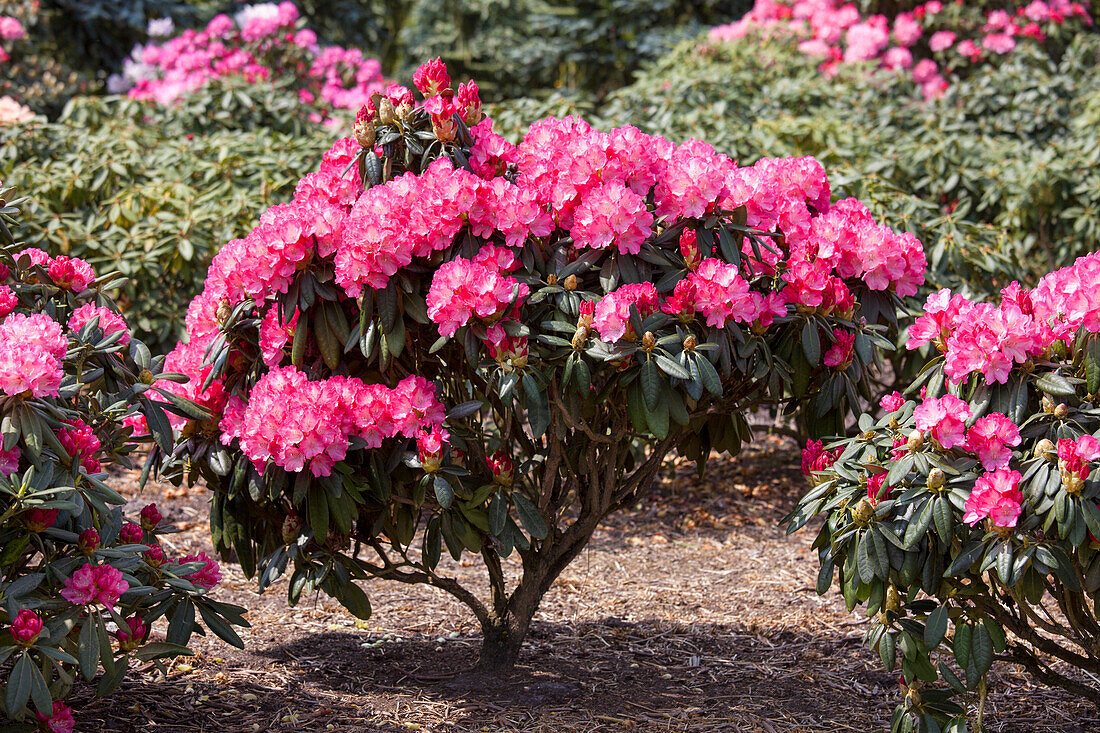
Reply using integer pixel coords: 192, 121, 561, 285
600, 30, 1100, 301
0, 86, 332, 351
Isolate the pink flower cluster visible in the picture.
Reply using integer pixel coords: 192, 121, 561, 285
593, 283, 659, 342
175, 552, 222, 590
914, 394, 970, 449
710, 0, 1091, 99
962, 467, 1023, 528
0, 312, 67, 397
0, 14, 23, 66
908, 250, 1100, 385
10, 608, 42, 645
168, 58, 928, 483
35, 702, 74, 733
58, 419, 102, 474
68, 303, 130, 346
113, 2, 387, 123
426, 258, 529, 338
220, 367, 445, 476
801, 438, 840, 475
60, 563, 130, 611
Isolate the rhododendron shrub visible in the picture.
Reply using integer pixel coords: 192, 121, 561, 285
109, 2, 388, 126
711, 0, 1092, 99
0, 186, 247, 728
787, 255, 1100, 727
160, 59, 923, 670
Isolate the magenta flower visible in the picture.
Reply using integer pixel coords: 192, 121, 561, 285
60, 564, 97, 606
10, 609, 43, 645
140, 503, 163, 531
35, 701, 74, 733
179, 552, 222, 591
0, 313, 67, 398
963, 469, 1023, 528
880, 391, 906, 412
68, 303, 129, 346
966, 414, 1021, 471
914, 395, 971, 450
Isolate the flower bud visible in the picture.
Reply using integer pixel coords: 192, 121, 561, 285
572, 329, 588, 351
282, 512, 302, 545
24, 507, 59, 533
1034, 438, 1056, 461
546, 274, 557, 286
1054, 403, 1069, 420
907, 430, 924, 452
10, 609, 43, 647
215, 299, 232, 326
642, 331, 656, 351
377, 97, 397, 126
563, 274, 577, 291
140, 503, 162, 531
1041, 394, 1055, 413
116, 615, 147, 651
683, 335, 697, 351
78, 527, 100, 555
486, 451, 514, 487
144, 544, 166, 568
852, 496, 876, 525
353, 103, 376, 148
138, 368, 155, 385
885, 584, 900, 612
927, 468, 945, 490
119, 522, 144, 545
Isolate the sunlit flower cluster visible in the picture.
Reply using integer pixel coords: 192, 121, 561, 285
710, 0, 1092, 99
109, 2, 387, 124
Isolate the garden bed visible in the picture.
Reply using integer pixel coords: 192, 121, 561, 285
77, 437, 1099, 732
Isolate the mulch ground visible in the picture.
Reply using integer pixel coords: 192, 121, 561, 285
73, 436, 1099, 732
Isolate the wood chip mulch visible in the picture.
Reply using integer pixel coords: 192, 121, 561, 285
69, 436, 1100, 732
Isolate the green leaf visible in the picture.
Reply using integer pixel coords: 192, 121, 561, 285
932, 495, 953, 543
924, 606, 949, 649
133, 642, 194, 662
1034, 372, 1076, 397
971, 622, 994, 677
511, 493, 548, 540
801, 319, 821, 366
641, 359, 660, 411
655, 353, 690, 380
904, 499, 934, 549
953, 623, 971, 671
693, 353, 723, 396
523, 373, 550, 438
433, 475, 453, 509
78, 616, 99, 681
332, 582, 372, 621
6, 652, 33, 714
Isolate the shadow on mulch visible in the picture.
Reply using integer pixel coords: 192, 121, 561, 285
77, 618, 897, 732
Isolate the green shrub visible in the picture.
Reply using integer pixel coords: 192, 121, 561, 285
0, 183, 247, 730
600, 29, 1100, 301
0, 89, 332, 352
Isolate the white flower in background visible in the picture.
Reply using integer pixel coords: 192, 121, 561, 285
147, 17, 175, 37
0, 96, 35, 125
233, 3, 279, 29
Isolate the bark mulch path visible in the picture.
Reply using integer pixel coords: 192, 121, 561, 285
73, 437, 1099, 732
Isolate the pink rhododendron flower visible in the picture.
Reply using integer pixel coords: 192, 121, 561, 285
413, 57, 451, 96
866, 472, 890, 505
929, 30, 956, 51
823, 329, 855, 369
801, 439, 840, 475
963, 468, 1023, 528
35, 702, 75, 733
426, 258, 528, 338
48, 255, 95, 291
62, 563, 129, 610
179, 552, 222, 590
68, 303, 130, 346
58, 418, 102, 474
116, 615, 148, 650
0, 445, 19, 476
0, 313, 67, 397
78, 527, 100, 554
416, 424, 449, 473
592, 283, 660, 342
966, 413, 1021, 471
982, 33, 1016, 54
10, 609, 43, 645
258, 305, 299, 367
688, 259, 760, 327
914, 394, 971, 449
570, 181, 653, 255
880, 391, 905, 412
0, 285, 16, 319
